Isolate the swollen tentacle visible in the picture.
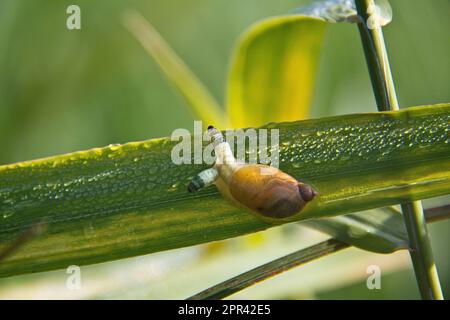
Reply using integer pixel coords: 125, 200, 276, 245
207, 125, 224, 146
208, 125, 236, 168
187, 167, 219, 193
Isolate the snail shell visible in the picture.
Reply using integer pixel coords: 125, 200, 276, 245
215, 164, 317, 219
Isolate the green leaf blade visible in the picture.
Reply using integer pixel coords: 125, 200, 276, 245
0, 104, 449, 277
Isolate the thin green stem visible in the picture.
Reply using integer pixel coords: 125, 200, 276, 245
355, 0, 443, 299
187, 239, 349, 300
401, 202, 443, 299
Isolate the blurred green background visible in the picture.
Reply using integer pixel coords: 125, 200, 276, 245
0, 0, 448, 299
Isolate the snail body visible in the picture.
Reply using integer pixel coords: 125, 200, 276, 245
188, 126, 317, 219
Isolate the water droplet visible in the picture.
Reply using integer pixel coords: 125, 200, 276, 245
2, 210, 14, 219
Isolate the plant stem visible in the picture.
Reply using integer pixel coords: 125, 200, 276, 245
401, 202, 443, 299
188, 239, 349, 300
355, 0, 443, 299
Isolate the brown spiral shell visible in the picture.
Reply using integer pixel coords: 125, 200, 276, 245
217, 164, 317, 219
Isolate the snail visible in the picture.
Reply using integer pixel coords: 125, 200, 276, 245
188, 125, 318, 219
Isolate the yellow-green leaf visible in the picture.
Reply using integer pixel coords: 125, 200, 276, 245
227, 16, 326, 127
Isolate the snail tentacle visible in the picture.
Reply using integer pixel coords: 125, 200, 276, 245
208, 125, 237, 169
207, 125, 224, 146
187, 167, 219, 193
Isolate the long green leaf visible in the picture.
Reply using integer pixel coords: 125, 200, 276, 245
0, 104, 449, 277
